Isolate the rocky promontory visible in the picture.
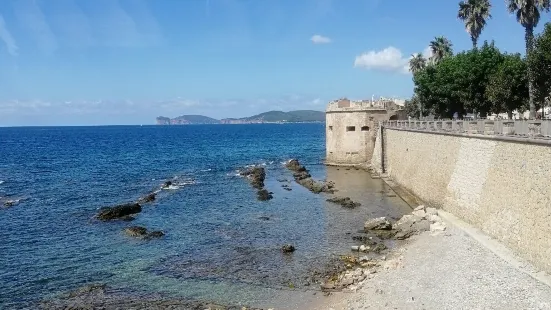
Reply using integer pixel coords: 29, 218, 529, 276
285, 159, 335, 193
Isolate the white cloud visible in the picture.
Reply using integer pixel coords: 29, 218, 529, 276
311, 34, 331, 44
14, 0, 58, 54
0, 15, 18, 56
354, 46, 409, 74
422, 46, 433, 59
355, 46, 433, 74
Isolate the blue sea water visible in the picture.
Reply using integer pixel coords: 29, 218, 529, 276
0, 124, 410, 309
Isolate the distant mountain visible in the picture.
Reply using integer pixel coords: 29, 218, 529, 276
156, 110, 324, 125
156, 115, 220, 125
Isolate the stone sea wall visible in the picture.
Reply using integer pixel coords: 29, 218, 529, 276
371, 126, 551, 273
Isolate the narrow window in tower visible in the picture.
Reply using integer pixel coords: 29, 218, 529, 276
346, 126, 355, 132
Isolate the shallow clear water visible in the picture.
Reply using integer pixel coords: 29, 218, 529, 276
0, 124, 411, 309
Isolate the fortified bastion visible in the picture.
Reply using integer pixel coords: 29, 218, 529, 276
325, 98, 406, 165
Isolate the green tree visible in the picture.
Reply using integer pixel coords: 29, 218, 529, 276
458, 0, 492, 48
409, 53, 427, 74
429, 36, 454, 64
404, 95, 421, 118
507, 0, 551, 119
412, 41, 504, 118
486, 53, 528, 118
528, 23, 551, 108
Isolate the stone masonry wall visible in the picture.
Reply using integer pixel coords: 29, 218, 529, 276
326, 110, 389, 165
372, 128, 551, 273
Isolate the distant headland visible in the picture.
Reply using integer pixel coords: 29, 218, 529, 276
156, 110, 325, 125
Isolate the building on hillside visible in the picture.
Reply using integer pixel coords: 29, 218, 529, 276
325, 98, 406, 165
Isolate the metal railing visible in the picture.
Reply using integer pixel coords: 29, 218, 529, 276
383, 120, 551, 139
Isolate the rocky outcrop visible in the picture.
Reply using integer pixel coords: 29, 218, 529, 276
96, 203, 142, 221
239, 166, 273, 201
124, 226, 165, 240
285, 159, 335, 194
239, 167, 266, 189
327, 196, 361, 208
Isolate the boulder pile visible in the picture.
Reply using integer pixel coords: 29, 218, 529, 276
285, 159, 335, 194
360, 205, 446, 241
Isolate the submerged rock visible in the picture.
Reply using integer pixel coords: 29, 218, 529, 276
281, 244, 295, 253
257, 189, 273, 201
124, 226, 165, 239
326, 196, 361, 208
124, 226, 148, 237
146, 231, 165, 239
40, 284, 263, 310
137, 193, 156, 204
3, 199, 19, 208
97, 203, 142, 221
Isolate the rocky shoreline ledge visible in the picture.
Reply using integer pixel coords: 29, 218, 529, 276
37, 161, 439, 309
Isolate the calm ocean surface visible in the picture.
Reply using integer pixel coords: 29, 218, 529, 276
0, 124, 410, 309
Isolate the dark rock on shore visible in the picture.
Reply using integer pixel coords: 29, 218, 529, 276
326, 196, 361, 208
39, 284, 263, 310
285, 159, 335, 194
97, 203, 142, 221
281, 244, 295, 253
257, 189, 273, 201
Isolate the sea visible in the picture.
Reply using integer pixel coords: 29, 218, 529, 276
0, 124, 411, 309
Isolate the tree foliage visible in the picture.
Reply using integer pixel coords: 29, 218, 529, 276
529, 22, 551, 106
458, 0, 492, 48
411, 41, 527, 119
506, 0, 551, 118
486, 53, 528, 118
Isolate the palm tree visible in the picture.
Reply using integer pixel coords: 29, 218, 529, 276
507, 0, 551, 119
429, 36, 453, 64
458, 0, 492, 48
409, 53, 427, 74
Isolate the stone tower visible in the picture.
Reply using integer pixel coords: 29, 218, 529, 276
325, 98, 405, 165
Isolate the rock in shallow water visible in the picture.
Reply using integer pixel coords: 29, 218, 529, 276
257, 189, 273, 201
124, 226, 147, 237
285, 159, 335, 194
97, 203, 142, 221
326, 196, 361, 208
137, 192, 156, 204
281, 244, 295, 253
124, 226, 165, 240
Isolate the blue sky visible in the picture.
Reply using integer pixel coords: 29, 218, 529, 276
0, 0, 549, 126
